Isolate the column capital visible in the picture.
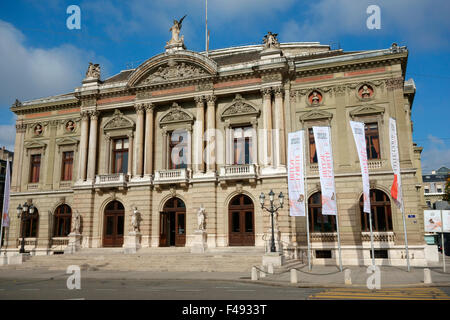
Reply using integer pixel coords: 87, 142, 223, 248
134, 103, 146, 114
194, 95, 205, 104
15, 123, 27, 133
205, 95, 217, 104
89, 110, 100, 120
273, 86, 284, 98
144, 103, 155, 112
261, 87, 273, 98
80, 111, 90, 120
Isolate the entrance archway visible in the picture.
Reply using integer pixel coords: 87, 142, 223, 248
228, 194, 255, 246
160, 198, 186, 247
103, 201, 125, 247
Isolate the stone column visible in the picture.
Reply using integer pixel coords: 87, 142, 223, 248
87, 111, 99, 181
274, 87, 286, 167
134, 103, 145, 177
261, 88, 273, 167
78, 111, 90, 181
127, 133, 134, 176
162, 129, 168, 170
206, 95, 217, 173
103, 135, 111, 174
251, 119, 258, 165
144, 103, 154, 176
11, 122, 26, 192
194, 96, 205, 173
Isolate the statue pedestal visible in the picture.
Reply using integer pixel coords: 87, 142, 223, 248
260, 48, 282, 60
64, 232, 82, 254
123, 231, 141, 254
190, 230, 208, 254
262, 252, 285, 267
165, 41, 186, 53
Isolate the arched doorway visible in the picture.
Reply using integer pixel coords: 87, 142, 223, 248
160, 198, 186, 247
103, 201, 125, 247
228, 194, 255, 246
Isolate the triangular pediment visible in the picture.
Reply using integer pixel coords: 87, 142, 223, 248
24, 141, 47, 149
221, 94, 260, 120
56, 137, 79, 146
300, 109, 333, 122
350, 105, 385, 118
104, 109, 134, 131
159, 103, 194, 127
128, 51, 218, 87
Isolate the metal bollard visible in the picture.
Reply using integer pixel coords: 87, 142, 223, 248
267, 264, 274, 274
290, 269, 298, 284
344, 269, 352, 285
251, 267, 259, 281
424, 268, 432, 284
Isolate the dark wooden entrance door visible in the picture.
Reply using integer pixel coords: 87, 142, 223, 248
103, 201, 125, 247
229, 194, 255, 246
160, 198, 186, 247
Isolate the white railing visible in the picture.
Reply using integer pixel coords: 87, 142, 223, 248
368, 160, 384, 170
219, 164, 257, 178
94, 173, 129, 186
361, 231, 395, 242
154, 169, 188, 182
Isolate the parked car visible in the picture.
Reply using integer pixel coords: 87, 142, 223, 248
437, 233, 450, 256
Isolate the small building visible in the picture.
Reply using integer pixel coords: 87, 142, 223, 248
423, 167, 449, 208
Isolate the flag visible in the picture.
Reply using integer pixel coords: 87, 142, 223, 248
288, 131, 306, 216
313, 126, 337, 215
389, 118, 403, 210
350, 121, 371, 214
1, 160, 10, 228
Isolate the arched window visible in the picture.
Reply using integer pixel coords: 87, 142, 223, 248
308, 192, 336, 232
360, 189, 393, 232
21, 208, 39, 238
53, 204, 72, 237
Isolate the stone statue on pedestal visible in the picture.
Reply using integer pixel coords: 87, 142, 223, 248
72, 210, 81, 234
85, 62, 100, 80
168, 15, 186, 45
130, 207, 140, 233
263, 32, 280, 49
197, 205, 206, 231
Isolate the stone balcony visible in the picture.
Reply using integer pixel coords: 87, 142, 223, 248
154, 168, 190, 188
94, 173, 129, 190
218, 164, 257, 184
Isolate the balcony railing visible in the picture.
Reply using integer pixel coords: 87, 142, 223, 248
94, 173, 129, 188
361, 231, 395, 242
367, 160, 384, 170
219, 164, 257, 180
154, 168, 189, 184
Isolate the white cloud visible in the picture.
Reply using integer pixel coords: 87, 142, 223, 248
0, 20, 107, 106
0, 124, 16, 151
280, 0, 450, 49
421, 135, 450, 173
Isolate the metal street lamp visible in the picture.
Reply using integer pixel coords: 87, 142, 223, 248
17, 202, 34, 254
259, 190, 284, 253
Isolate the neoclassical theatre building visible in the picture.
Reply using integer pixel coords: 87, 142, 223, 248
4, 29, 430, 266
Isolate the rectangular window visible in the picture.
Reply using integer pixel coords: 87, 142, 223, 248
315, 250, 332, 259
169, 130, 188, 169
61, 151, 74, 181
365, 123, 381, 160
308, 128, 317, 164
233, 126, 253, 165
112, 138, 129, 174
30, 154, 41, 183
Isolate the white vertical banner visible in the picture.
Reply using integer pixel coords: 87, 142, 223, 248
350, 121, 371, 213
288, 131, 306, 217
313, 126, 337, 215
389, 118, 403, 211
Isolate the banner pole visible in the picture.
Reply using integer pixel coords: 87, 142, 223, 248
368, 210, 375, 267
401, 206, 410, 272
303, 130, 311, 271
441, 210, 446, 273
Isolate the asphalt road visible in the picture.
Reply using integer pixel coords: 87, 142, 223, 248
0, 277, 324, 300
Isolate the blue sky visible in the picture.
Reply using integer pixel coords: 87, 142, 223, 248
0, 0, 449, 173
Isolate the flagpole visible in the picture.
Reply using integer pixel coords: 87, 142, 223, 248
205, 0, 208, 56
303, 130, 311, 271
328, 127, 342, 272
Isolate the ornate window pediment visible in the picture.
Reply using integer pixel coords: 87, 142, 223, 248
103, 109, 135, 132
350, 105, 385, 119
221, 94, 260, 121
300, 109, 333, 123
159, 103, 194, 127
24, 141, 47, 155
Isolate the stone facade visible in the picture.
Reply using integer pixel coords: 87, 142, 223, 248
4, 34, 429, 266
